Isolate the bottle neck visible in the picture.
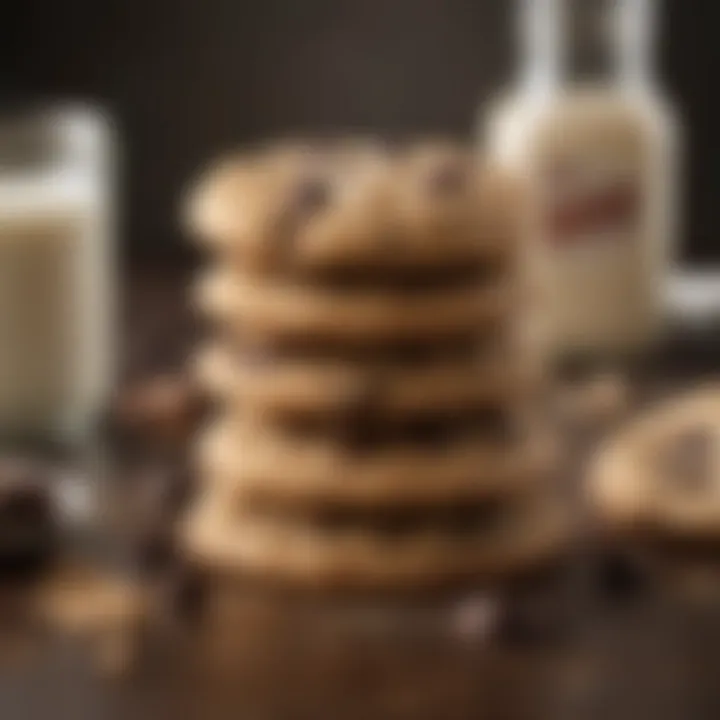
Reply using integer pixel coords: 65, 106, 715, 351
520, 0, 656, 94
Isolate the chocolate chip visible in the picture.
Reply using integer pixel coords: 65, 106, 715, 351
292, 174, 331, 216
426, 158, 468, 195
597, 551, 649, 603
266, 172, 333, 271
276, 174, 331, 242
4, 488, 49, 524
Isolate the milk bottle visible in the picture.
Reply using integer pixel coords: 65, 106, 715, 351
0, 105, 114, 443
485, 0, 679, 359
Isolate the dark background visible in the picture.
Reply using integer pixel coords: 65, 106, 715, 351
1, 0, 716, 262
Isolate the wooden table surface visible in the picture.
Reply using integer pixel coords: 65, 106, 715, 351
2, 266, 720, 720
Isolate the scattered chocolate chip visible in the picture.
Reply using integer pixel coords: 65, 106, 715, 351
157, 564, 208, 624
1, 485, 47, 522
0, 457, 56, 577
597, 551, 649, 602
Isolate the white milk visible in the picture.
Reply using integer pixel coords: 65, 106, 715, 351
0, 107, 114, 441
484, 0, 679, 358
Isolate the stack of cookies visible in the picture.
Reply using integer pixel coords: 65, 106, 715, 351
183, 140, 567, 591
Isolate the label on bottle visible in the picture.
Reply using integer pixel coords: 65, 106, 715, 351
535, 144, 655, 354
543, 160, 640, 246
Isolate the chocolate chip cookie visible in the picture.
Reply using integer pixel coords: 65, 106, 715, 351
184, 490, 569, 591
196, 417, 556, 508
186, 141, 517, 279
194, 341, 536, 423
590, 386, 720, 541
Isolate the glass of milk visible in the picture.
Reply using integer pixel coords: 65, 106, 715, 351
0, 104, 115, 445
484, 0, 680, 361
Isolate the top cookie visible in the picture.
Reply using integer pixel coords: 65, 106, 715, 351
590, 387, 720, 542
185, 140, 520, 279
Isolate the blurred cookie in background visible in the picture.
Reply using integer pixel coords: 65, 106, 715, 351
589, 386, 720, 603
